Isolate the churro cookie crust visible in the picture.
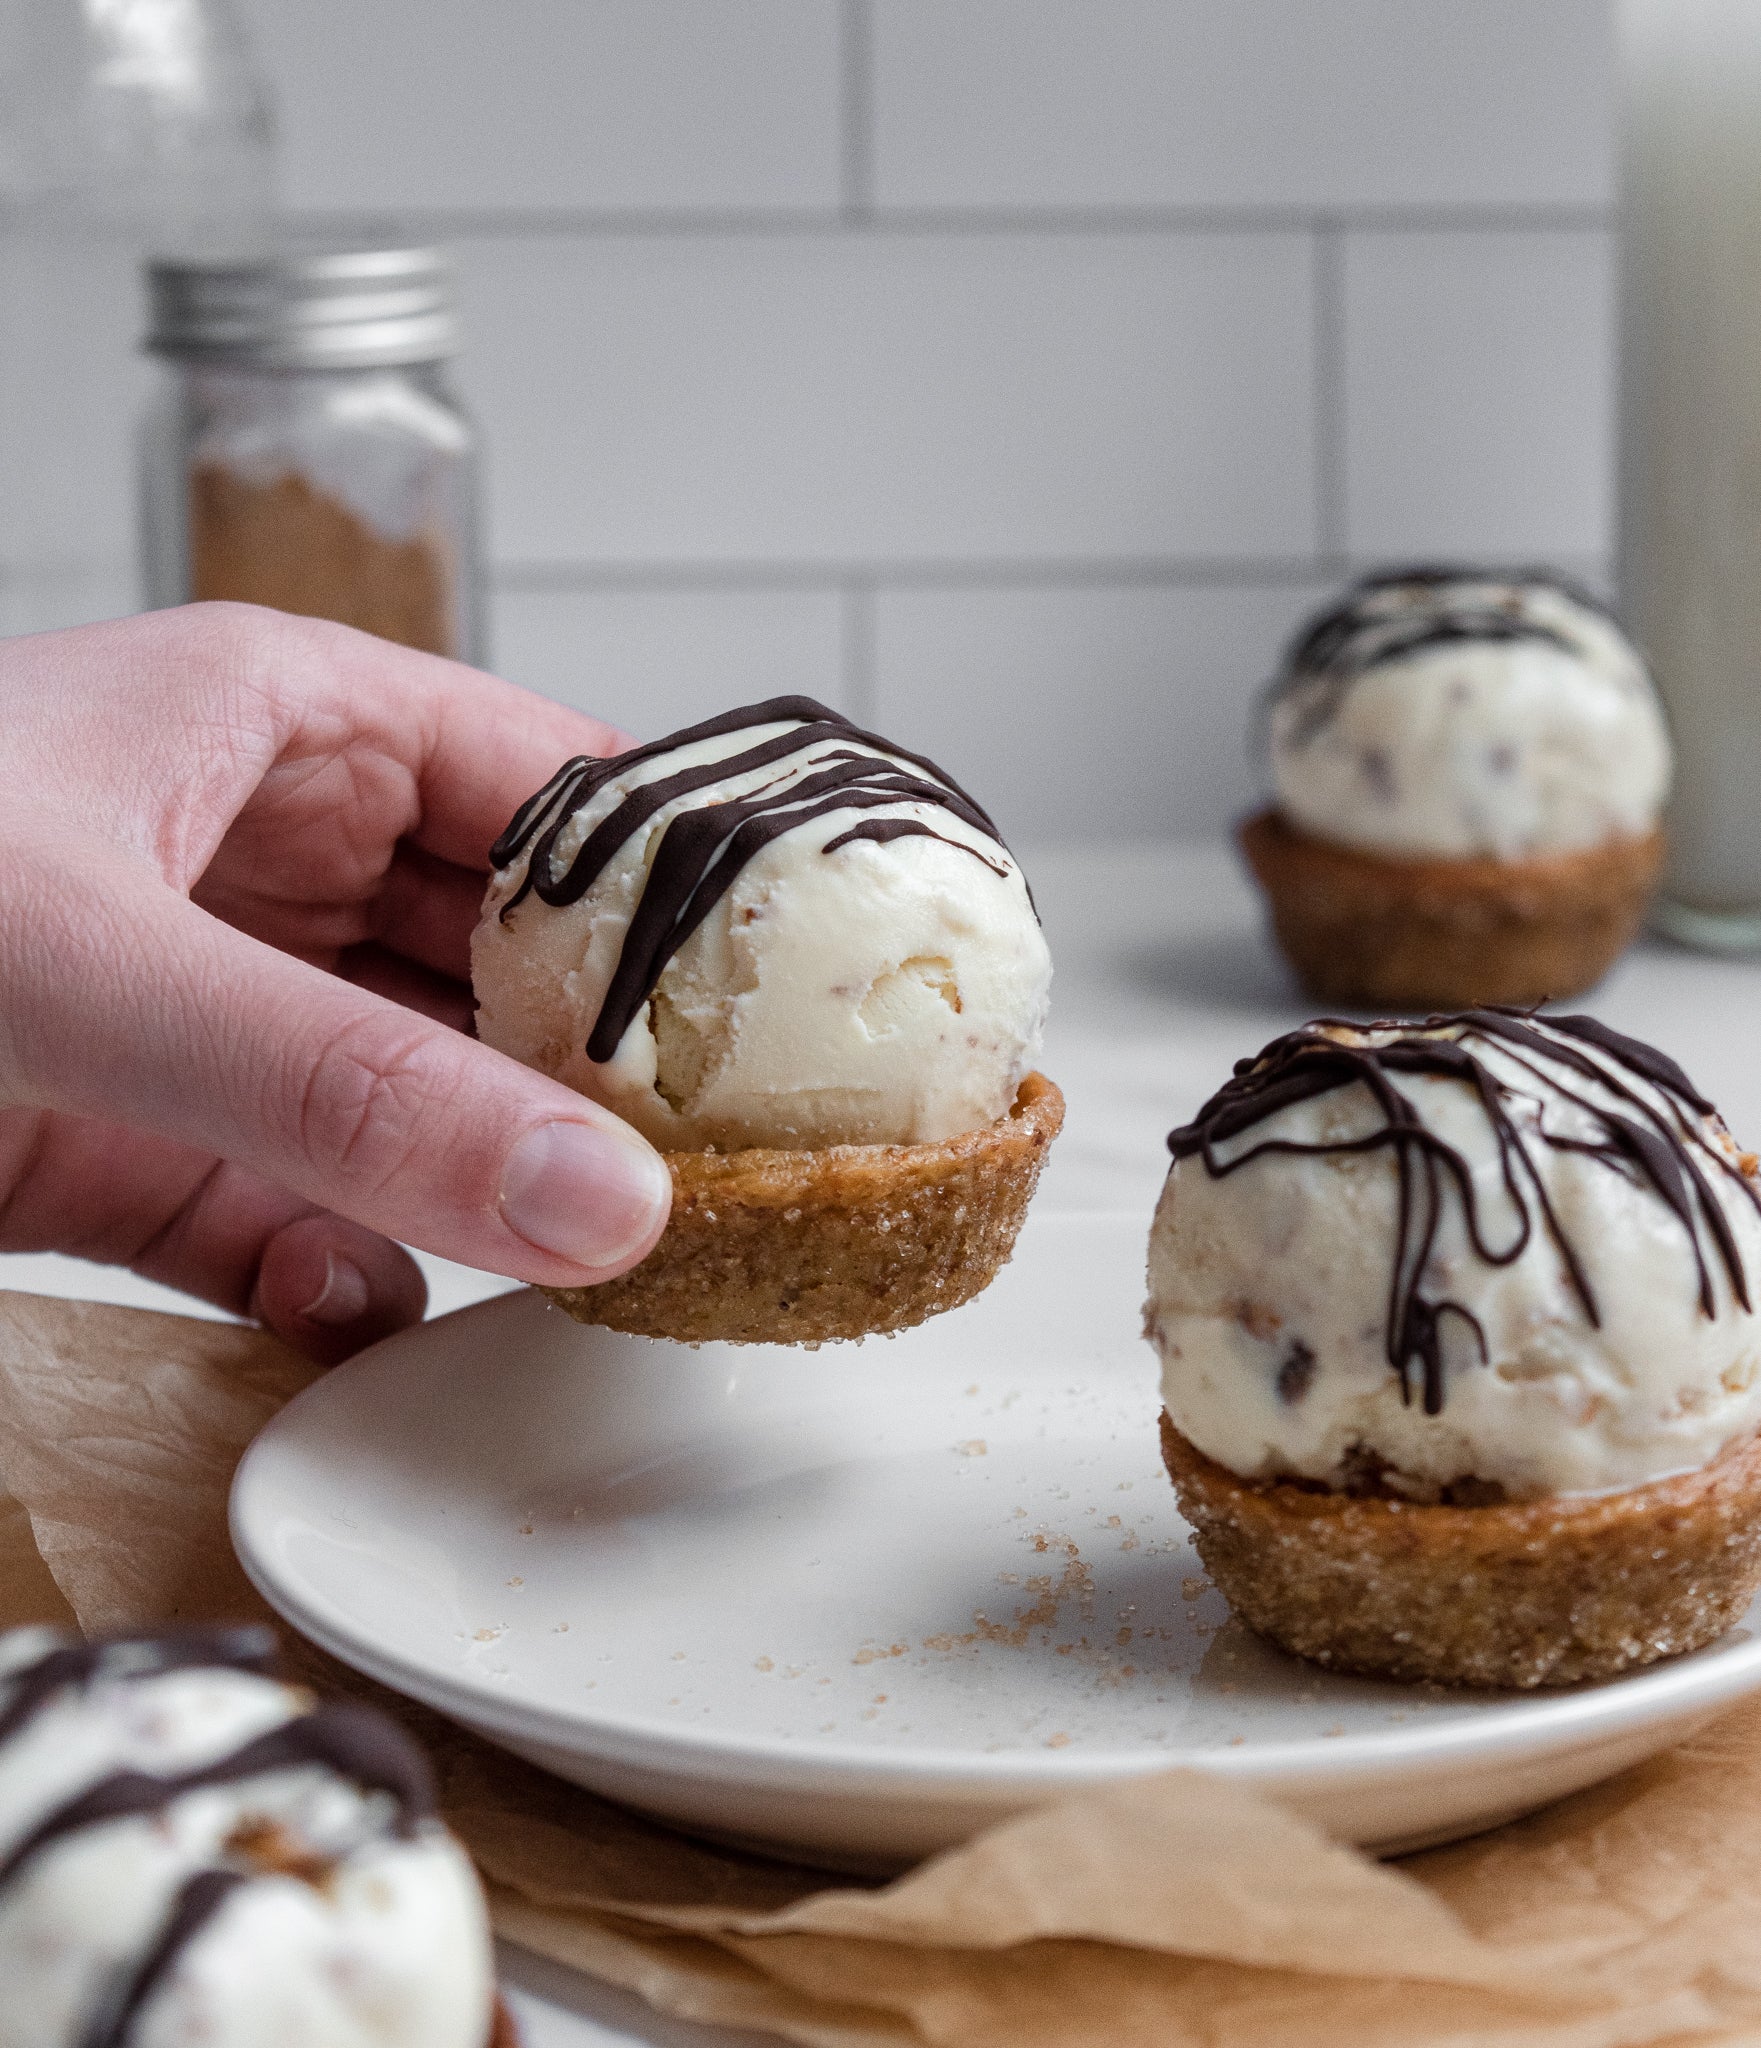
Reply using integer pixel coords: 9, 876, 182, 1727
1161, 1414, 1761, 1688
545, 1071, 1062, 1345
1145, 1011, 1761, 1686
1238, 808, 1663, 1011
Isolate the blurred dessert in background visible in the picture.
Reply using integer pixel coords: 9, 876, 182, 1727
474, 694, 1060, 1344
1240, 568, 1671, 1008
1145, 1010, 1761, 1687
0, 1623, 507, 2046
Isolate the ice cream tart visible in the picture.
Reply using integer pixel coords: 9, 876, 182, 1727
1145, 1010, 1761, 1688
0, 1623, 510, 2046
474, 696, 1059, 1344
1243, 568, 1670, 1009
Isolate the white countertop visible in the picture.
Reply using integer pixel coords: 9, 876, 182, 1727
7, 840, 1761, 2045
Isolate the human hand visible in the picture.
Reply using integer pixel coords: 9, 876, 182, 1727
0, 604, 672, 1361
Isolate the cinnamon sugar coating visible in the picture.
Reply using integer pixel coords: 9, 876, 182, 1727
542, 1073, 1062, 1345
1238, 807, 1663, 1009
1161, 1412, 1761, 1688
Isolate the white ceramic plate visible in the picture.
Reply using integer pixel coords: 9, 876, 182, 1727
232, 1212, 1761, 1870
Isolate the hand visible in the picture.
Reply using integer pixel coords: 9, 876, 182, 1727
0, 604, 672, 1361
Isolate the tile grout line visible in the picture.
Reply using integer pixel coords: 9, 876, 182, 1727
489, 552, 1614, 597
493, 556, 1336, 596
839, 0, 875, 225
291, 202, 1616, 244
840, 580, 878, 722
1311, 216, 1349, 566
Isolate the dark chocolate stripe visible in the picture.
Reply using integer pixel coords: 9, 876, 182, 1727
84, 1869, 248, 2048
490, 695, 1020, 1064
1545, 1011, 1716, 1115
0, 1700, 437, 1896
1167, 1010, 1759, 1417
1267, 568, 1623, 750
489, 695, 842, 868
492, 696, 1000, 871
0, 1627, 278, 1751
821, 815, 1011, 877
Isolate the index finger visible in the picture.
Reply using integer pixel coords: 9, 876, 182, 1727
268, 613, 633, 873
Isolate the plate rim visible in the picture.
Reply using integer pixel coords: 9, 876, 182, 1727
231, 1239, 1761, 1797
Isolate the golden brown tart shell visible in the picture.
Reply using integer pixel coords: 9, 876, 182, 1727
1238, 806, 1664, 1010
542, 1073, 1063, 1346
1160, 1410, 1761, 1688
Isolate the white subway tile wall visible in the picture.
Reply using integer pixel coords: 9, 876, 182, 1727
1341, 230, 1616, 561
870, 0, 1615, 211
245, 0, 845, 214
457, 231, 1318, 565
17, 1, 1618, 839
492, 587, 847, 736
873, 582, 1338, 842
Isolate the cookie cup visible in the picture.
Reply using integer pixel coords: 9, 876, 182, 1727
543, 1073, 1063, 1346
1238, 807, 1664, 1009
1160, 1412, 1761, 1689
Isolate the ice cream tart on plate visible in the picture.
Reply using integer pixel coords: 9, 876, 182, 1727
1145, 1010, 1761, 1688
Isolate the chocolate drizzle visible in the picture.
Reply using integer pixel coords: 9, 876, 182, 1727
1268, 566, 1621, 749
0, 1625, 278, 1751
84, 1869, 249, 2048
490, 695, 1021, 1063
0, 1628, 442, 2046
1167, 1010, 1761, 1417
0, 1699, 437, 1896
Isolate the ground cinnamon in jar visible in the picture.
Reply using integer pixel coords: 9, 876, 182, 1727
188, 462, 455, 657
143, 248, 481, 663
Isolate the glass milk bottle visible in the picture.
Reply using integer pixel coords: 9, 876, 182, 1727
1621, 0, 1761, 949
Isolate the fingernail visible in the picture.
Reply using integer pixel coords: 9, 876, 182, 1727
295, 1252, 372, 1328
500, 1120, 671, 1270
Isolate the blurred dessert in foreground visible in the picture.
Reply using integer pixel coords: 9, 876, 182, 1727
1241, 568, 1671, 1008
1145, 1010, 1761, 1687
0, 1623, 506, 2046
474, 695, 1059, 1343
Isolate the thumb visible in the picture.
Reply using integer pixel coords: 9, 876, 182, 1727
19, 870, 671, 1286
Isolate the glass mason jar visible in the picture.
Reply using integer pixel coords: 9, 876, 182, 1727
140, 246, 483, 662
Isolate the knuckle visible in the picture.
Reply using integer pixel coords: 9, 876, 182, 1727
170, 599, 289, 681
295, 1016, 452, 1193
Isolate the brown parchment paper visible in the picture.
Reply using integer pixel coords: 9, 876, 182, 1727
8, 1288, 1761, 2045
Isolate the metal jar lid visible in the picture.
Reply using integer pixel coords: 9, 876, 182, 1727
146, 246, 457, 369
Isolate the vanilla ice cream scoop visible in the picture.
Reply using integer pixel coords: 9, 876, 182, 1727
1145, 1011, 1761, 1502
0, 1625, 495, 2048
1268, 568, 1672, 861
473, 695, 1051, 1151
